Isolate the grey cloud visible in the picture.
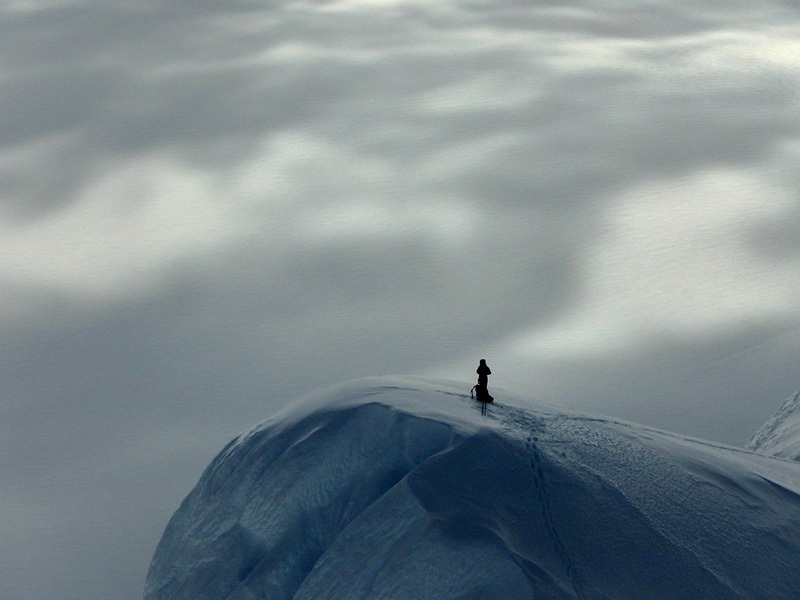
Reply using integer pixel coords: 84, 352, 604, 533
4, 0, 796, 211
3, 1, 800, 599
748, 215, 800, 260
521, 317, 800, 445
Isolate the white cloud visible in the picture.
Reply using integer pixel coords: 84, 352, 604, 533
0, 152, 244, 301
511, 166, 800, 359
0, 129, 482, 308
300, 198, 478, 247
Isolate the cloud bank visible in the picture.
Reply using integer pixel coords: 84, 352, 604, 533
2, 1, 800, 599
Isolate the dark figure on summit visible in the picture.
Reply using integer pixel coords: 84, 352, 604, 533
472, 359, 493, 414
477, 359, 491, 389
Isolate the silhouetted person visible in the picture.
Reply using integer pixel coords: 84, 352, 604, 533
477, 359, 491, 389
473, 359, 493, 415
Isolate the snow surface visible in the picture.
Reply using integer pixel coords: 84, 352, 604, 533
748, 391, 800, 461
145, 377, 800, 600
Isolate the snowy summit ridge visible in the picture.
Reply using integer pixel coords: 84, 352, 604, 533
748, 390, 800, 461
145, 377, 800, 600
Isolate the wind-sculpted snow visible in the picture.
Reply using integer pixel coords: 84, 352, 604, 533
748, 391, 800, 461
145, 377, 800, 599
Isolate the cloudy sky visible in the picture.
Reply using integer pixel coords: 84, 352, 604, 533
2, 0, 800, 598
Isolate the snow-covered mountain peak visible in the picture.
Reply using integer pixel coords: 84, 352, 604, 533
225, 376, 571, 451
748, 390, 800, 460
145, 377, 800, 600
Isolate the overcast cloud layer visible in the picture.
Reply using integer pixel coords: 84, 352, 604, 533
2, 1, 800, 599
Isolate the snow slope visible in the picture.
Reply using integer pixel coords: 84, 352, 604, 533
145, 377, 800, 600
748, 391, 800, 461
